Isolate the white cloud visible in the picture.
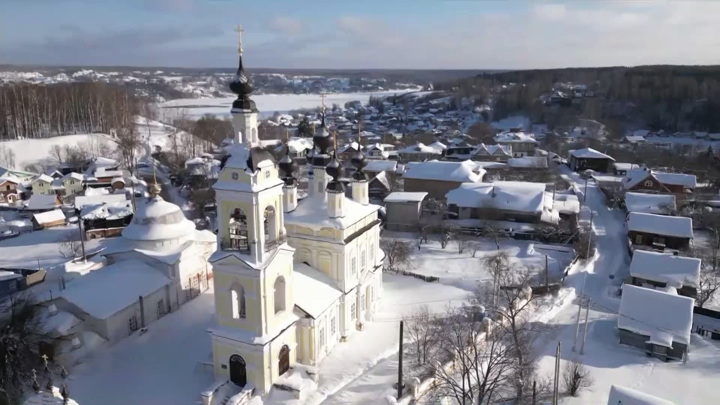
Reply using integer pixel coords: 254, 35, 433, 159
270, 16, 305, 36
533, 4, 566, 20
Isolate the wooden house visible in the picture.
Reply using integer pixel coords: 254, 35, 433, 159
568, 148, 615, 173
627, 250, 700, 298
627, 212, 693, 251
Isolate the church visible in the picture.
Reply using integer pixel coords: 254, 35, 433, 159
206, 30, 384, 395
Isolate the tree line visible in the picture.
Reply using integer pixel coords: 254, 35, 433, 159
0, 82, 142, 140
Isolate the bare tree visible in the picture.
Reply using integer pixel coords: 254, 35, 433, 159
474, 261, 540, 402
563, 358, 593, 396
697, 266, 720, 308
574, 231, 595, 260
50, 144, 64, 164
405, 305, 439, 366
457, 234, 468, 254
59, 232, 83, 259
428, 306, 516, 405
380, 238, 412, 272
470, 242, 480, 258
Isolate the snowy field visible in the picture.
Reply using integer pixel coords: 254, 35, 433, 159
66, 274, 469, 405
383, 231, 574, 292
0, 133, 118, 171
157, 89, 420, 121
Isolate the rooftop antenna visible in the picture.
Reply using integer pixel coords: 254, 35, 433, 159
235, 24, 244, 55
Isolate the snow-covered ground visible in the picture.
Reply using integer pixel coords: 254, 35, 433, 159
158, 90, 419, 121
0, 225, 104, 269
383, 231, 574, 292
0, 133, 118, 171
66, 274, 469, 405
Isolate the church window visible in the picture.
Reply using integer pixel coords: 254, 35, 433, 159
351, 257, 357, 275
361, 250, 366, 270
361, 295, 366, 310
157, 299, 165, 318
231, 285, 246, 319
319, 327, 326, 350
264, 205, 278, 249
370, 244, 375, 261
318, 181, 323, 193
274, 276, 286, 314
128, 316, 138, 334
331, 316, 336, 335
644, 180, 653, 187
351, 303, 356, 320
232, 172, 239, 180
228, 208, 249, 252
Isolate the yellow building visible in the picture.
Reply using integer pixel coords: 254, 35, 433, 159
61, 172, 85, 196
31, 174, 55, 195
206, 42, 383, 398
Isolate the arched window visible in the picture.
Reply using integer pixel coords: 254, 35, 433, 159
231, 285, 246, 319
274, 276, 286, 314
228, 208, 249, 252
264, 205, 277, 249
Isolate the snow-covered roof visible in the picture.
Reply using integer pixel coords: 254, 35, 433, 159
0, 270, 22, 282
507, 157, 548, 169
625, 192, 676, 215
364, 159, 398, 173
552, 193, 580, 215
446, 181, 546, 214
25, 193, 57, 210
39, 308, 81, 337
62, 172, 84, 182
397, 142, 442, 155
607, 385, 675, 405
80, 201, 133, 220
286, 137, 313, 154
32, 209, 66, 225
613, 162, 641, 172
618, 285, 693, 346
474, 143, 511, 156
34, 174, 54, 184
60, 260, 171, 319
293, 262, 342, 318
629, 250, 701, 288
493, 131, 538, 144
627, 212, 693, 239
122, 196, 196, 242
337, 142, 361, 154
428, 141, 447, 151
625, 169, 697, 190
384, 192, 428, 203
285, 191, 380, 231
569, 148, 615, 161
403, 160, 484, 183
75, 194, 128, 210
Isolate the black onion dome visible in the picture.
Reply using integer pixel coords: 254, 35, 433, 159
313, 115, 332, 154
326, 153, 346, 193
278, 148, 297, 185
229, 55, 257, 111
305, 147, 315, 166
246, 146, 275, 172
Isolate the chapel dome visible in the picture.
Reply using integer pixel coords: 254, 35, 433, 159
121, 196, 196, 249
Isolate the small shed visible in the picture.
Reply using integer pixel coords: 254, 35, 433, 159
568, 148, 615, 173
384, 192, 428, 232
624, 192, 676, 215
26, 194, 61, 212
607, 385, 676, 405
32, 209, 66, 229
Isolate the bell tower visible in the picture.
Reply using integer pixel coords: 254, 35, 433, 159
208, 27, 298, 394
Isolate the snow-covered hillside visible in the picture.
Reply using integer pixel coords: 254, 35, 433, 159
0, 133, 118, 171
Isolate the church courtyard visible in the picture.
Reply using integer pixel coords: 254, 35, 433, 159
67, 274, 469, 405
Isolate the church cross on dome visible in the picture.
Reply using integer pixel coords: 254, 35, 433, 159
235, 25, 244, 55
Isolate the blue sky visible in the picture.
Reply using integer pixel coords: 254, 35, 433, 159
2, 0, 720, 69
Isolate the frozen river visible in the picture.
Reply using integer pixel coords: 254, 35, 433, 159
158, 89, 426, 121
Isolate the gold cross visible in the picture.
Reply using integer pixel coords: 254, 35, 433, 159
41, 354, 49, 365
235, 25, 244, 55
333, 130, 337, 150
320, 93, 326, 115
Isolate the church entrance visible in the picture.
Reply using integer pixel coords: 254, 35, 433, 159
229, 354, 247, 386
279, 345, 290, 376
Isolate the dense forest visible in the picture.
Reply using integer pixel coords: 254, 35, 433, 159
0, 83, 142, 140
439, 65, 720, 134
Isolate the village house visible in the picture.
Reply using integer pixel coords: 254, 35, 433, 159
445, 181, 554, 224
397, 142, 443, 162
31, 209, 66, 230
366, 143, 398, 160
628, 250, 701, 298
383, 192, 428, 232
493, 130, 539, 157
624, 169, 697, 194
443, 144, 476, 161
624, 192, 676, 215
61, 172, 85, 196
363, 159, 398, 178
473, 144, 512, 162
25, 193, 62, 212
618, 285, 693, 361
403, 159, 485, 200
0, 174, 21, 203
568, 148, 615, 172
627, 212, 693, 251
31, 174, 56, 195
613, 162, 641, 176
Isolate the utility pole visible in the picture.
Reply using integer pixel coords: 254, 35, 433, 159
397, 320, 404, 399
586, 211, 594, 259
584, 178, 588, 202
532, 380, 537, 405
572, 296, 583, 352
553, 341, 561, 405
77, 216, 86, 263
545, 255, 549, 287
581, 298, 591, 355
